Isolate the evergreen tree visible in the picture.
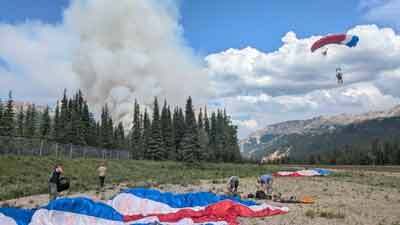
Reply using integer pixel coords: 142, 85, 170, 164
116, 122, 125, 149
107, 117, 115, 149
143, 109, 151, 159
147, 97, 165, 160
204, 106, 210, 136
131, 100, 143, 159
161, 101, 174, 160
180, 97, 200, 163
173, 108, 185, 160
197, 127, 209, 161
59, 89, 68, 143
0, 99, 3, 136
86, 114, 98, 147
81, 102, 90, 144
209, 112, 217, 162
101, 105, 111, 148
25, 104, 37, 138
197, 108, 203, 129
53, 101, 61, 141
71, 108, 86, 145
3, 91, 15, 137
16, 106, 24, 137
40, 106, 51, 139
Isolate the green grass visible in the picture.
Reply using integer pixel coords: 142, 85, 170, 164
0, 155, 281, 201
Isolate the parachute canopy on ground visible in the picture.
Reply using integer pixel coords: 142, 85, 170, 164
311, 34, 359, 53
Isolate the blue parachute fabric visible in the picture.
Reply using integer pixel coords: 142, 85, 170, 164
122, 188, 257, 208
346, 35, 359, 47
313, 168, 332, 176
43, 197, 124, 221
0, 208, 35, 225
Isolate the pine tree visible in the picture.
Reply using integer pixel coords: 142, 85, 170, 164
180, 97, 200, 163
131, 100, 143, 159
209, 112, 217, 162
3, 91, 15, 137
86, 114, 98, 147
116, 122, 125, 149
143, 109, 151, 159
53, 101, 61, 141
59, 89, 68, 143
173, 108, 185, 160
81, 102, 91, 144
71, 108, 86, 145
204, 106, 210, 137
196, 108, 209, 161
40, 106, 51, 139
147, 97, 165, 160
101, 105, 110, 148
0, 99, 3, 136
198, 108, 203, 129
161, 101, 175, 160
16, 106, 24, 137
25, 104, 37, 138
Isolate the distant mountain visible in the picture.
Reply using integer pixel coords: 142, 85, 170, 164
241, 105, 400, 161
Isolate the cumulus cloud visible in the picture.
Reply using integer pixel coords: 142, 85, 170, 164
0, 0, 212, 126
206, 25, 400, 98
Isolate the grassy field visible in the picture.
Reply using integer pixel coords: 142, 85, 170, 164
0, 155, 282, 201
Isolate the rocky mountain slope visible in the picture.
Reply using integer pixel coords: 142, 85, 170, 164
241, 105, 400, 160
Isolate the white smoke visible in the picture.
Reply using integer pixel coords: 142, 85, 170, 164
64, 0, 212, 124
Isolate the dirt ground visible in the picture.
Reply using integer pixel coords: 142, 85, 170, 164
1, 170, 400, 225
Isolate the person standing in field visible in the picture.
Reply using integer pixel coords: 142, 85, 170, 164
48, 164, 63, 201
97, 162, 107, 190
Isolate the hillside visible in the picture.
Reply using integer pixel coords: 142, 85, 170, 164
241, 105, 400, 160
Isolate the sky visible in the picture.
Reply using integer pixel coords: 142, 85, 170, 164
1, 0, 400, 138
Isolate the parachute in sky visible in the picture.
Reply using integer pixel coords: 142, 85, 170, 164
311, 34, 359, 53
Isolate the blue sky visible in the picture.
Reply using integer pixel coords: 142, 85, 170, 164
180, 0, 362, 54
0, 0, 69, 24
0, 0, 365, 54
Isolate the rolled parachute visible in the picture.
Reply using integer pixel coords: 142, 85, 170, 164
311, 34, 359, 52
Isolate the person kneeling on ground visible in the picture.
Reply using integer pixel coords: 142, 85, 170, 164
48, 164, 64, 201
257, 174, 273, 195
97, 162, 107, 190
227, 176, 239, 195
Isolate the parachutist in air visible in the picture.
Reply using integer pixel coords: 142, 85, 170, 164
336, 67, 343, 84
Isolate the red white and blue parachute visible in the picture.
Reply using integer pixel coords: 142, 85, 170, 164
311, 34, 359, 53
0, 188, 289, 225
273, 168, 332, 177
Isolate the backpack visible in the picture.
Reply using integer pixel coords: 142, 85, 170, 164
57, 177, 70, 192
255, 190, 267, 199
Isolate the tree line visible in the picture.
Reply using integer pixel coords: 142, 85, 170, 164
0, 90, 242, 163
304, 139, 400, 165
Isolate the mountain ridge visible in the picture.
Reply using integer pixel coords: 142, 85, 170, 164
241, 105, 400, 159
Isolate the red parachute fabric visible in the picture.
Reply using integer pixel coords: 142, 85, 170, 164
311, 34, 347, 52
123, 200, 288, 225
